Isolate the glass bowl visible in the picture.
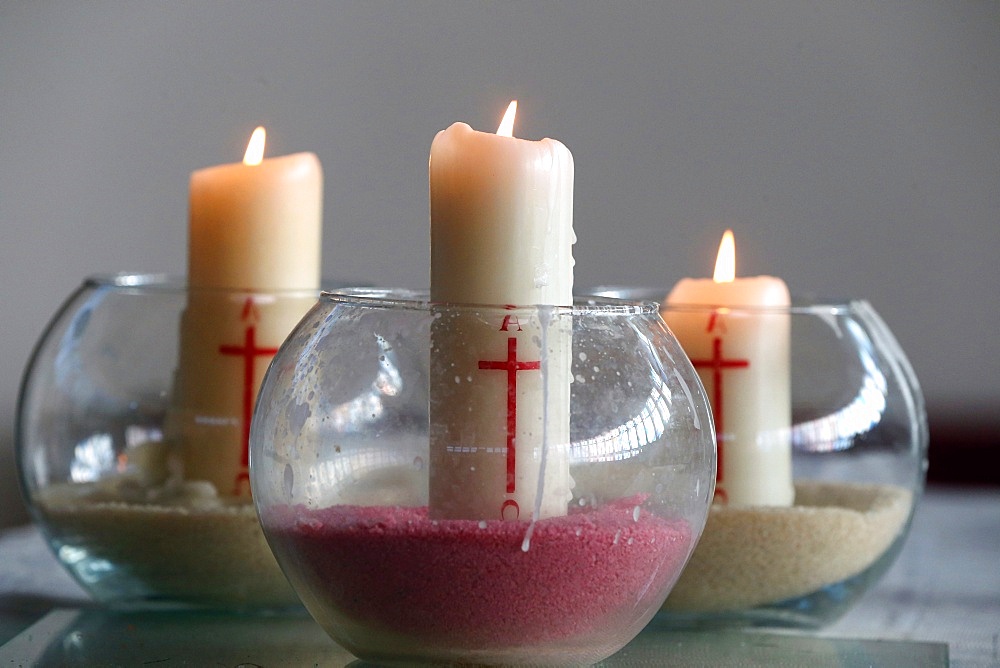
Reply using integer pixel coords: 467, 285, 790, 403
250, 288, 716, 665
594, 287, 928, 629
15, 273, 322, 610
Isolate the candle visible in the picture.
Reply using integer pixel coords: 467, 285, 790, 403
428, 102, 575, 521
171, 127, 323, 496
665, 230, 793, 506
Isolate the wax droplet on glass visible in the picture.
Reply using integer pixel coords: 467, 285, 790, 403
632, 506, 641, 522
478, 520, 487, 529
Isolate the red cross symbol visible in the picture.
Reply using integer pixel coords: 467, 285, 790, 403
219, 298, 279, 495
690, 335, 749, 502
478, 336, 541, 496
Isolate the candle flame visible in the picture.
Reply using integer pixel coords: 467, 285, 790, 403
496, 100, 517, 137
243, 126, 266, 166
713, 229, 736, 283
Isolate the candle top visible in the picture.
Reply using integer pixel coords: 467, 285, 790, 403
667, 230, 789, 307
191, 127, 320, 181
187, 126, 323, 291
429, 102, 575, 306
434, 100, 570, 155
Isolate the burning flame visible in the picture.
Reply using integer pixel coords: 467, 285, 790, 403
496, 101, 517, 137
243, 126, 266, 166
713, 229, 736, 283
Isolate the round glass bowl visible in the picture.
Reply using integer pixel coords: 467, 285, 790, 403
595, 287, 928, 629
15, 273, 321, 610
250, 288, 716, 666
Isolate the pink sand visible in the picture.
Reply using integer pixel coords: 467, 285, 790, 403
264, 498, 692, 650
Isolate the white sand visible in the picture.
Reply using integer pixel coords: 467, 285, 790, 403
37, 480, 299, 609
662, 480, 913, 612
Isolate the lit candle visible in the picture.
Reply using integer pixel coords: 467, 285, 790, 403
172, 127, 323, 496
428, 102, 575, 520
665, 230, 792, 506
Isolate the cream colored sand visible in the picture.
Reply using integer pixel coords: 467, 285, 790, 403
38, 481, 299, 609
662, 481, 913, 612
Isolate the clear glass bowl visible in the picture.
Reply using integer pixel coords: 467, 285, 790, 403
15, 273, 322, 610
594, 287, 928, 629
250, 288, 717, 665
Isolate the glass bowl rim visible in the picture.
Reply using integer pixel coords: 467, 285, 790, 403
586, 286, 868, 316
78, 273, 327, 297
75, 277, 868, 317
320, 286, 661, 316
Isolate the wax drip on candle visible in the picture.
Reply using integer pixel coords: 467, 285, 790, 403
521, 305, 555, 553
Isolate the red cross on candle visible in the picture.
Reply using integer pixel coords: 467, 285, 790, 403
690, 334, 749, 502
478, 336, 541, 496
219, 298, 279, 495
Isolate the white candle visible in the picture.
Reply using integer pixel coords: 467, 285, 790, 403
172, 127, 323, 496
428, 102, 575, 520
665, 230, 793, 507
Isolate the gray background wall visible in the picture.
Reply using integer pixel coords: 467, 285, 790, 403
1, 1, 997, 527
